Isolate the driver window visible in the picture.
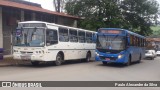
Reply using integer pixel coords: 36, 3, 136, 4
46, 29, 58, 46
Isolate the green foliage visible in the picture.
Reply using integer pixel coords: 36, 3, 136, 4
65, 0, 159, 36
150, 26, 160, 37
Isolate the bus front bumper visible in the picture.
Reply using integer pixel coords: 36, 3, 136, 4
13, 54, 47, 61
95, 55, 127, 64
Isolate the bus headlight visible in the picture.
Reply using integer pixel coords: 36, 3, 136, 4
118, 55, 123, 59
95, 52, 99, 56
36, 51, 44, 54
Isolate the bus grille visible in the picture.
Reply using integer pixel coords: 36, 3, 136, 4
20, 51, 33, 54
99, 56, 117, 60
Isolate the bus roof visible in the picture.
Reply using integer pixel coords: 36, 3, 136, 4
19, 21, 96, 33
99, 28, 145, 39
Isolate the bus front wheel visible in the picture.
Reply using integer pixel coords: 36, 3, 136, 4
55, 54, 63, 66
31, 61, 40, 66
102, 62, 108, 65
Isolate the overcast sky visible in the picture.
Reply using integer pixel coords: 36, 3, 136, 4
158, 0, 160, 4
25, 0, 54, 11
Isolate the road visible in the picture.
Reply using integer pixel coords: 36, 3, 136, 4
0, 57, 160, 90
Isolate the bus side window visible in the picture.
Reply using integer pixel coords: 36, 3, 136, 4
69, 29, 78, 42
78, 31, 85, 43
134, 36, 136, 46
46, 29, 58, 46
130, 35, 133, 46
59, 28, 69, 42
92, 33, 97, 43
86, 32, 92, 43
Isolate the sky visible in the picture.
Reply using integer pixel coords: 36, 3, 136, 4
25, 0, 55, 11
158, 0, 160, 4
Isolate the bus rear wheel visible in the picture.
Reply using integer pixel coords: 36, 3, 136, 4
55, 54, 63, 66
86, 52, 91, 62
138, 54, 141, 63
126, 56, 131, 66
31, 61, 40, 66
151, 57, 154, 60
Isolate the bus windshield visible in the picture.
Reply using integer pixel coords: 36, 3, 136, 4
97, 35, 126, 51
14, 28, 45, 47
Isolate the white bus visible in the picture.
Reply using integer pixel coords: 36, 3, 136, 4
13, 21, 96, 66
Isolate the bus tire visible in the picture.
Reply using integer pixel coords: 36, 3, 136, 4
31, 61, 40, 66
126, 55, 131, 66
86, 52, 91, 62
138, 54, 141, 63
102, 62, 108, 65
151, 57, 154, 60
55, 54, 63, 66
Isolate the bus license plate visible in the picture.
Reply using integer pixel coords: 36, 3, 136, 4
21, 55, 31, 60
106, 58, 110, 60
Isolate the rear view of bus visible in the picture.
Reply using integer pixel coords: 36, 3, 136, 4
13, 21, 96, 66
95, 28, 145, 66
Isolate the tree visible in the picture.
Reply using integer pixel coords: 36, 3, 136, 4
65, 0, 125, 31
65, 0, 159, 36
120, 0, 159, 35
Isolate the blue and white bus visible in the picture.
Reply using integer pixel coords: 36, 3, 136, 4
95, 28, 146, 65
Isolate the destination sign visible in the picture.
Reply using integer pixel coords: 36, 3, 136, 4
99, 30, 123, 34
21, 23, 46, 27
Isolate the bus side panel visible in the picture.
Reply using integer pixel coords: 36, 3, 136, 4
126, 46, 145, 62
77, 43, 86, 59
91, 49, 95, 60
63, 42, 85, 60
45, 46, 59, 61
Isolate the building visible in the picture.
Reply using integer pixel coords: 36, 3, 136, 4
146, 38, 160, 51
0, 0, 79, 55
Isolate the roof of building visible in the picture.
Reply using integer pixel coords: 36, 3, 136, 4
0, 0, 79, 19
146, 38, 160, 42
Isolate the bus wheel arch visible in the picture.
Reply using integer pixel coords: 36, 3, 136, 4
55, 51, 64, 66
86, 51, 91, 62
